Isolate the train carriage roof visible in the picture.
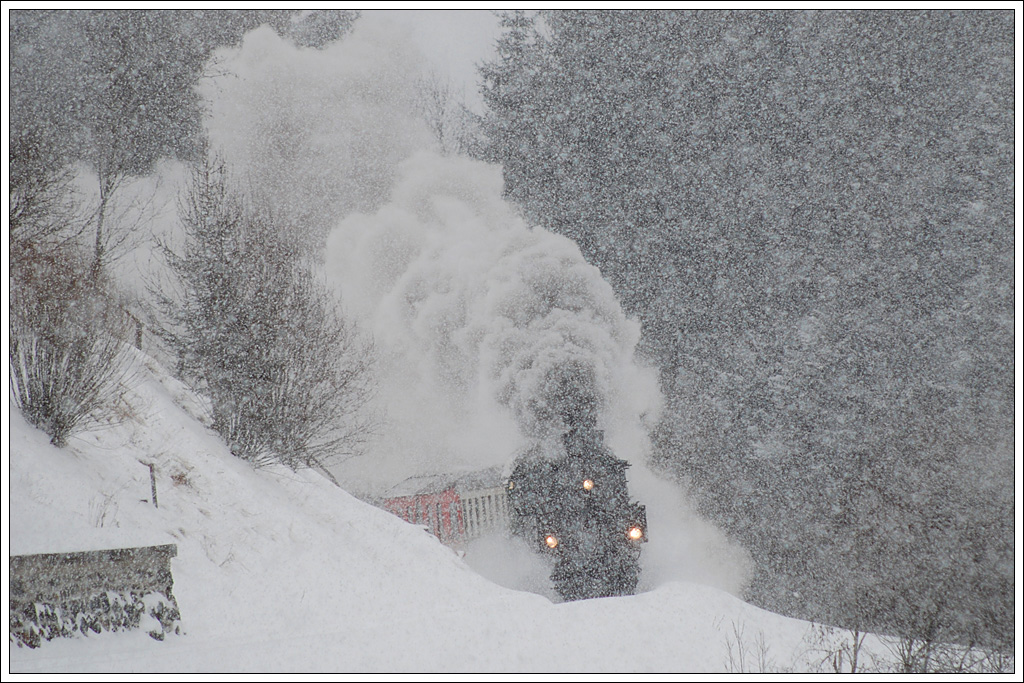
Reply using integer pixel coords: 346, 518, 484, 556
384, 465, 509, 499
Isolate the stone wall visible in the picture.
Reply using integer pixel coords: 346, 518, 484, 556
9, 544, 181, 648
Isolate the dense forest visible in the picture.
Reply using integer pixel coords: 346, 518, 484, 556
477, 9, 1015, 651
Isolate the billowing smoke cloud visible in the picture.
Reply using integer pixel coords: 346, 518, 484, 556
325, 152, 662, 481
200, 12, 750, 596
200, 19, 432, 241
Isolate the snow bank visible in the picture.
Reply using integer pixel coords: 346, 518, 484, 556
8, 348, 860, 673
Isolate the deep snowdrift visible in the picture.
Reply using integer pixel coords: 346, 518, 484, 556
6, 348, 892, 673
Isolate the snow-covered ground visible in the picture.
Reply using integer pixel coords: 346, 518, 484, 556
7, 347, 896, 674
12, 13, 1001, 674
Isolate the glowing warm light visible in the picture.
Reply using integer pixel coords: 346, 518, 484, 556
508, 480, 515, 490
545, 535, 559, 549
628, 526, 644, 541
582, 479, 594, 491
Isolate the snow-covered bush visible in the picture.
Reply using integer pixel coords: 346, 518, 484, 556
156, 158, 376, 470
9, 160, 135, 448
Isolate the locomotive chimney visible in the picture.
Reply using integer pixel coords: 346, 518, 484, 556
563, 426, 605, 459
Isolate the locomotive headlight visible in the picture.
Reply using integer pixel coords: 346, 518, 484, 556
545, 534, 560, 549
627, 526, 644, 541
582, 479, 594, 491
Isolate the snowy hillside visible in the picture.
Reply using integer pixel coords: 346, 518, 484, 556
8, 348, 889, 674
9, 11, 1012, 674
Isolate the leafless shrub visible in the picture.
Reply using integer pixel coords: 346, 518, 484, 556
803, 624, 874, 673
9, 159, 138, 449
416, 70, 486, 158
724, 621, 779, 673
882, 634, 1014, 674
170, 466, 193, 489
88, 491, 120, 528
9, 237, 137, 448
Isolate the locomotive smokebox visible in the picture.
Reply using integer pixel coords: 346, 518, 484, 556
507, 423, 647, 601
562, 425, 604, 461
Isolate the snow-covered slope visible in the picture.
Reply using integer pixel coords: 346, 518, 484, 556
8, 349, 880, 673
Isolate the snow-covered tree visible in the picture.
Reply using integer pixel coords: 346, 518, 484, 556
9, 10, 358, 281
157, 159, 376, 470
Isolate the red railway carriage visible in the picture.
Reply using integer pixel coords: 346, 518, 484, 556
382, 486, 463, 543
380, 468, 510, 546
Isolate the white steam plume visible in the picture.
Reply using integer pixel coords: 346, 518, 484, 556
200, 20, 432, 241
200, 13, 750, 596
325, 152, 662, 482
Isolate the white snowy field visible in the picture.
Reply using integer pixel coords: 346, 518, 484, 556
7, 347, 895, 674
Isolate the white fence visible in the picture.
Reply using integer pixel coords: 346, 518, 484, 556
458, 485, 510, 541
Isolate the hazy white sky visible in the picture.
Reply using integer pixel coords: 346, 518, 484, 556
365, 9, 501, 112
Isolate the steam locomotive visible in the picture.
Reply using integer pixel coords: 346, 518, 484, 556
506, 426, 647, 601
380, 426, 648, 602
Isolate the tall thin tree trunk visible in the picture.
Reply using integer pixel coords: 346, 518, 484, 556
91, 171, 113, 283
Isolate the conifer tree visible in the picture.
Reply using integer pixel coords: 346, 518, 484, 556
157, 159, 376, 469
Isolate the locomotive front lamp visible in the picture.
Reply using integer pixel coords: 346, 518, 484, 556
582, 479, 594, 491
545, 534, 560, 549
628, 526, 644, 541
